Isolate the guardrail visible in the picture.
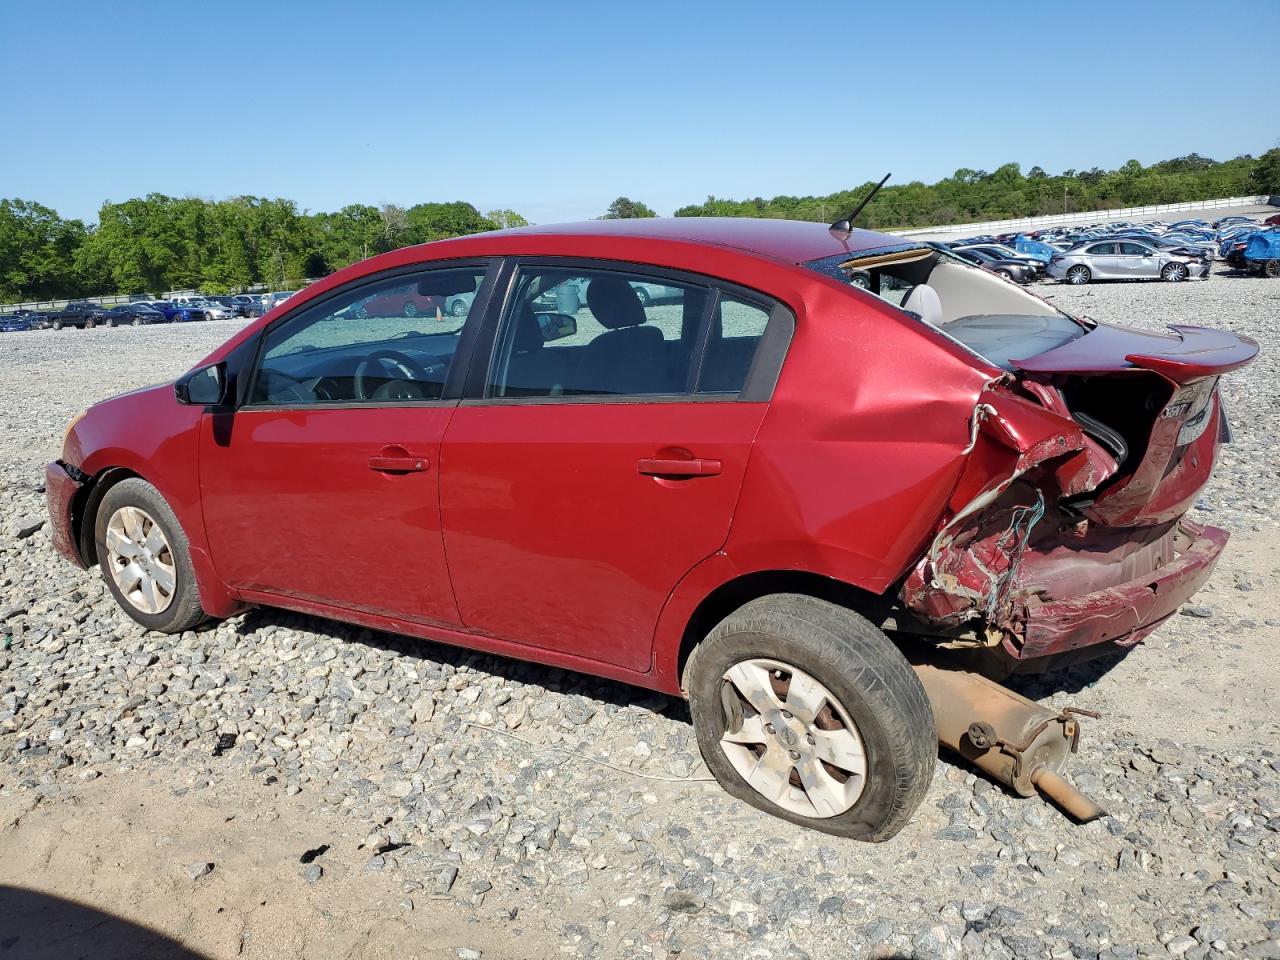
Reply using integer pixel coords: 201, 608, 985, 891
894, 195, 1275, 237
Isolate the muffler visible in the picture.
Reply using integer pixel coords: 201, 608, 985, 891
911, 659, 1105, 822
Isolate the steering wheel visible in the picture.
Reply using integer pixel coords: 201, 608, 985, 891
353, 349, 445, 401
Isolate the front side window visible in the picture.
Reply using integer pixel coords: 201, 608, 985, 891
250, 267, 487, 405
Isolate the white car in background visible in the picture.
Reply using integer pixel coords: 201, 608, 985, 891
170, 296, 233, 320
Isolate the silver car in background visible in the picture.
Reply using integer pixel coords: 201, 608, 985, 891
1048, 240, 1208, 284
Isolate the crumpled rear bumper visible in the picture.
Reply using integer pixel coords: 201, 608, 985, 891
1013, 521, 1227, 659
45, 460, 86, 568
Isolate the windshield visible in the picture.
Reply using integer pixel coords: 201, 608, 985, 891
804, 244, 1087, 371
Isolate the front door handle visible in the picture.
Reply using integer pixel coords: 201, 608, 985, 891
369, 445, 429, 473
637, 457, 722, 478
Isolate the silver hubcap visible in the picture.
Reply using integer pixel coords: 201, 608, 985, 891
105, 506, 176, 615
718, 659, 867, 818
1069, 268, 1087, 283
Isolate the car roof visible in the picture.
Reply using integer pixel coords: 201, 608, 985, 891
448, 217, 909, 265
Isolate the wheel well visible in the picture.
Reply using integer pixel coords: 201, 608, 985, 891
73, 467, 143, 566
675, 571, 884, 691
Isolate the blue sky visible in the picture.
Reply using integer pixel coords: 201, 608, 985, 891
2, 0, 1276, 224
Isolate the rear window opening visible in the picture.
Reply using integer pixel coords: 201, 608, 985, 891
806, 245, 1089, 370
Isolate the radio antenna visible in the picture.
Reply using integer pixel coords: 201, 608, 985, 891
830, 172, 891, 234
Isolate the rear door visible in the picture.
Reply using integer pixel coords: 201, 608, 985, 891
439, 261, 792, 671
1085, 242, 1120, 277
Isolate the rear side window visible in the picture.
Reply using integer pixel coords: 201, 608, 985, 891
485, 267, 710, 399
484, 264, 786, 401
698, 295, 771, 394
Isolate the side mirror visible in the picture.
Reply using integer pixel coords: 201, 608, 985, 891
175, 363, 227, 405
536, 312, 577, 342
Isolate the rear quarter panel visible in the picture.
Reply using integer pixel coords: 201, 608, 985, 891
650, 281, 1001, 689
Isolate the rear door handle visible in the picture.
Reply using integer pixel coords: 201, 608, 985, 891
369, 446, 429, 473
637, 457, 722, 477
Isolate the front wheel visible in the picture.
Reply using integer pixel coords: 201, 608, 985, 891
449, 298, 468, 317
1264, 259, 1280, 279
686, 594, 936, 841
50, 319, 64, 330
403, 302, 418, 317
84, 318, 96, 329
1066, 265, 1091, 285
1161, 262, 1189, 282
94, 478, 209, 633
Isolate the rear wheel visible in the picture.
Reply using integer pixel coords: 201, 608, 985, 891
1066, 265, 1091, 285
50, 319, 64, 330
403, 302, 418, 317
450, 298, 468, 317
1161, 262, 1189, 282
84, 318, 96, 329
94, 478, 208, 634
686, 594, 936, 841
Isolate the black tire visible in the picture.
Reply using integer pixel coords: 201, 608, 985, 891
1265, 259, 1280, 279
449, 298, 468, 317
1161, 262, 1189, 282
995, 270, 1014, 282
51, 319, 64, 330
94, 478, 209, 634
83, 318, 96, 329
685, 594, 936, 841
403, 302, 418, 317
131, 317, 143, 326
1066, 265, 1091, 285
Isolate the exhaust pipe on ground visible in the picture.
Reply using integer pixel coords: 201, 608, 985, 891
910, 659, 1106, 823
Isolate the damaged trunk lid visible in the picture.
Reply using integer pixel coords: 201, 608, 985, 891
901, 320, 1258, 661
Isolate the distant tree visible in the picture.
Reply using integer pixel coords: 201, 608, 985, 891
486, 209, 529, 229
1027, 166, 1048, 180
0, 199, 88, 301
603, 197, 657, 219
1251, 148, 1280, 194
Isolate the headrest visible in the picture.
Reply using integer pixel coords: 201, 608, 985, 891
586, 278, 646, 329
900, 283, 943, 327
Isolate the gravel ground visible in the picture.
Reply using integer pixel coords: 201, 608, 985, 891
1, 270, 1278, 960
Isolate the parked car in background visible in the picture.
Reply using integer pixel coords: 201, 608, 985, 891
171, 296, 233, 320
953, 244, 1047, 278
45, 217, 1257, 840
45, 301, 110, 330
948, 247, 1036, 284
104, 304, 166, 326
358, 288, 443, 318
1048, 241, 1207, 284
0, 313, 36, 332
144, 301, 208, 323
263, 291, 297, 312
230, 295, 265, 317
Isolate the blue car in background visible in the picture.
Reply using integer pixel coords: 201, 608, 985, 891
0, 314, 36, 332
1012, 236, 1060, 262
142, 300, 208, 322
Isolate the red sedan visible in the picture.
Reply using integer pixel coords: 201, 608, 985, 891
46, 218, 1256, 839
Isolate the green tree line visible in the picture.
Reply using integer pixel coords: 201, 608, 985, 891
673, 149, 1280, 229
3, 148, 1277, 303
0, 195, 527, 303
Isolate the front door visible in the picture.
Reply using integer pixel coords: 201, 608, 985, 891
441, 262, 787, 671
200, 264, 492, 626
